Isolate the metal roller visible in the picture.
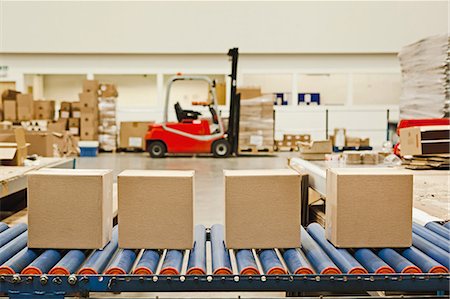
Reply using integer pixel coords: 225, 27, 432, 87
49, 250, 87, 275
187, 225, 206, 275
21, 250, 62, 275
104, 249, 137, 275
78, 226, 119, 275
160, 250, 183, 275
300, 227, 341, 274
413, 223, 450, 252
353, 249, 394, 274
0, 231, 28, 265
0, 222, 8, 234
0, 223, 27, 248
0, 248, 39, 274
236, 250, 259, 275
210, 224, 232, 275
306, 223, 367, 274
282, 249, 314, 274
424, 222, 450, 240
412, 233, 450, 269
133, 250, 160, 275
401, 246, 448, 273
259, 249, 287, 275
444, 222, 450, 230
377, 248, 421, 273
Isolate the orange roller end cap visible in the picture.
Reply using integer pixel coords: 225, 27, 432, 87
348, 267, 368, 275
186, 267, 206, 275
294, 267, 314, 275
78, 268, 98, 275
21, 266, 42, 275
105, 267, 126, 275
49, 267, 70, 275
240, 266, 260, 275
429, 266, 449, 274
0, 266, 15, 275
213, 267, 233, 275
375, 266, 395, 274
133, 267, 153, 275
321, 267, 342, 275
266, 267, 287, 275
402, 266, 421, 274
160, 267, 179, 275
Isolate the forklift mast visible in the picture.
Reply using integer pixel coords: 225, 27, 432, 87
226, 48, 241, 155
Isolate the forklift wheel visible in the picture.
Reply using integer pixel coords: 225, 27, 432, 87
212, 139, 231, 158
148, 141, 167, 158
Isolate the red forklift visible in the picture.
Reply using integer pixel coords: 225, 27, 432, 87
145, 48, 241, 158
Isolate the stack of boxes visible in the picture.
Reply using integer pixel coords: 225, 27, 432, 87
238, 95, 274, 153
79, 80, 100, 141
98, 83, 118, 151
275, 134, 311, 151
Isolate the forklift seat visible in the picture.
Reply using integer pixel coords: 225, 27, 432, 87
174, 102, 202, 122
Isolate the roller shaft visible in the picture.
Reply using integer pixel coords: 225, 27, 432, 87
307, 223, 367, 274
187, 225, 206, 275
413, 223, 450, 252
22, 250, 62, 275
133, 250, 160, 275
104, 249, 137, 275
0, 223, 27, 248
0, 248, 38, 274
210, 224, 232, 275
282, 249, 314, 274
160, 250, 183, 275
0, 231, 28, 265
50, 250, 87, 275
444, 222, 450, 230
236, 250, 259, 275
412, 233, 450, 269
424, 222, 450, 240
0, 222, 8, 234
378, 248, 421, 273
401, 246, 448, 273
353, 249, 394, 274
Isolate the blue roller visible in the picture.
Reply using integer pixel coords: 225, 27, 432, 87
353, 249, 394, 274
401, 246, 448, 273
78, 226, 119, 275
0, 223, 27, 248
306, 223, 367, 274
104, 249, 137, 275
0, 222, 8, 234
412, 233, 450, 269
0, 231, 28, 265
160, 250, 183, 275
210, 224, 232, 275
187, 225, 206, 275
133, 250, 160, 275
378, 248, 421, 273
282, 249, 314, 274
0, 248, 39, 274
259, 249, 287, 275
424, 222, 450, 240
50, 250, 87, 275
413, 223, 450, 252
22, 249, 62, 275
236, 250, 259, 275
300, 227, 341, 274
444, 222, 450, 230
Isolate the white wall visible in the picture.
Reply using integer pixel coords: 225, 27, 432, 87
1, 1, 447, 54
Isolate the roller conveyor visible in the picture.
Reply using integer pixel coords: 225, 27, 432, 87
0, 223, 449, 298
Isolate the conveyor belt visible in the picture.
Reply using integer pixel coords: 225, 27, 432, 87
0, 222, 449, 298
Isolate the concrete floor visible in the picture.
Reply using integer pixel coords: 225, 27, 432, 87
77, 152, 296, 227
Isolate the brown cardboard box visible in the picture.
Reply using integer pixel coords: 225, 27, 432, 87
79, 92, 99, 113
224, 169, 301, 249
71, 102, 81, 118
80, 125, 98, 141
34, 100, 55, 120
1, 89, 20, 101
25, 132, 58, 157
237, 87, 262, 100
3, 100, 17, 121
99, 83, 118, 98
0, 128, 29, 166
118, 170, 194, 249
27, 168, 113, 249
47, 119, 67, 134
81, 113, 98, 128
215, 82, 226, 105
59, 101, 71, 119
17, 94, 34, 121
325, 168, 413, 248
299, 140, 332, 154
83, 80, 99, 94
399, 126, 450, 156
119, 121, 152, 149
68, 118, 80, 136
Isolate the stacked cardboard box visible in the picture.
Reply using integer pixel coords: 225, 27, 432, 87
34, 100, 55, 120
238, 95, 274, 152
276, 134, 311, 151
119, 121, 152, 150
79, 80, 99, 141
98, 84, 118, 151
298, 140, 332, 160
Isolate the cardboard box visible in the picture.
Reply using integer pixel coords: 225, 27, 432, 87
81, 113, 98, 128
25, 132, 59, 157
0, 128, 29, 166
237, 87, 262, 100
118, 170, 194, 249
399, 126, 450, 156
79, 92, 99, 113
325, 168, 413, 248
17, 94, 34, 121
68, 118, 80, 136
119, 121, 152, 149
83, 80, 99, 94
34, 100, 55, 120
80, 125, 98, 141
99, 83, 118, 98
3, 100, 17, 121
224, 169, 301, 249
59, 101, 71, 119
47, 119, 67, 134
1, 89, 20, 101
27, 168, 113, 249
299, 140, 332, 154
71, 102, 81, 118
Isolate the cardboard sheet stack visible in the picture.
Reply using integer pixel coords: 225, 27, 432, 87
98, 84, 118, 151
398, 34, 449, 119
238, 95, 274, 152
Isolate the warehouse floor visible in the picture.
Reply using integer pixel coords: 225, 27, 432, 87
77, 152, 295, 227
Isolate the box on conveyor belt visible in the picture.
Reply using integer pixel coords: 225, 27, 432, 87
33, 100, 55, 120
224, 169, 301, 249
17, 94, 34, 121
118, 170, 194, 249
27, 168, 113, 249
119, 121, 152, 150
83, 79, 99, 94
325, 168, 413, 248
399, 125, 450, 156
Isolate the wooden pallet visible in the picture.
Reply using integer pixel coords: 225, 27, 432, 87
275, 145, 298, 152
238, 145, 275, 156
117, 147, 145, 153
